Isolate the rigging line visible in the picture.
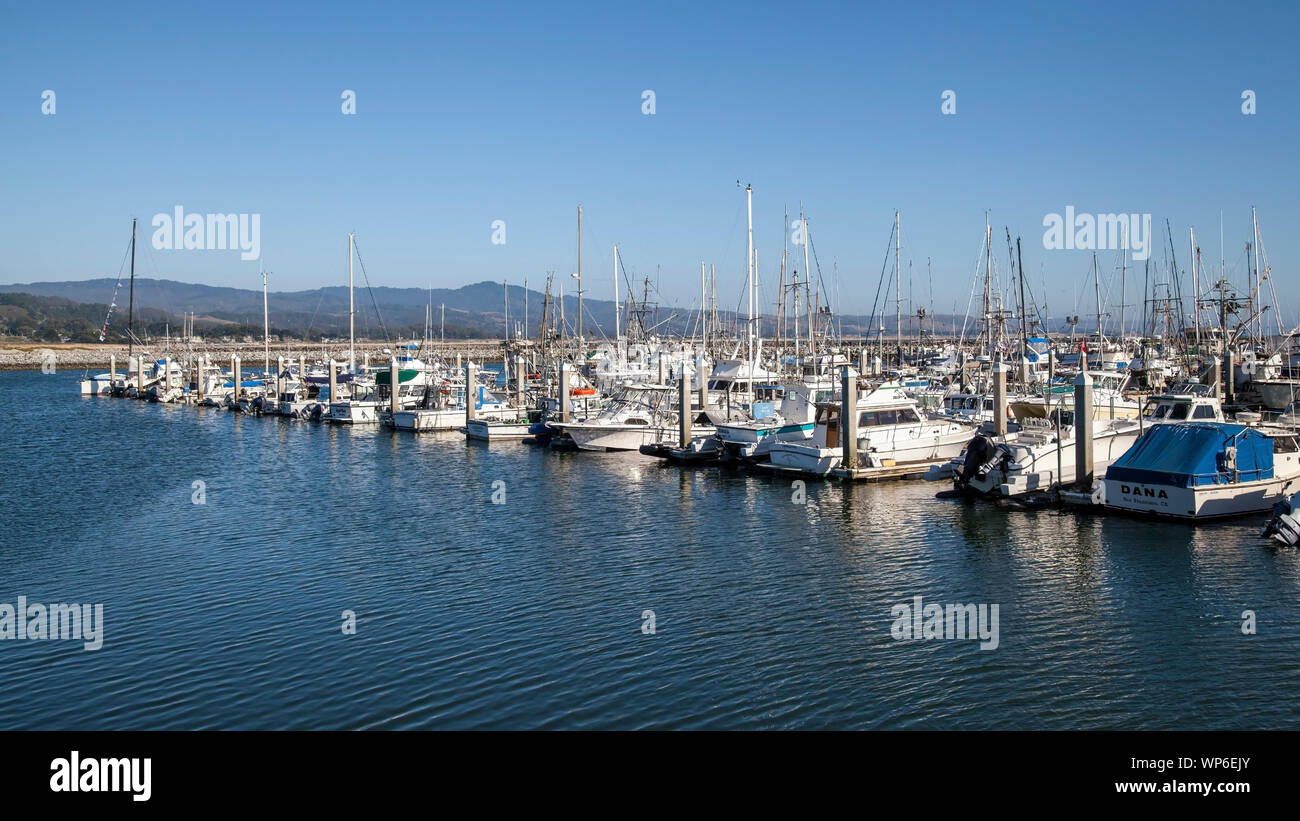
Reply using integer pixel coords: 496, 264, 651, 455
99, 234, 134, 341
867, 222, 895, 344
138, 238, 175, 324
350, 239, 392, 344
302, 285, 328, 343
957, 232, 986, 346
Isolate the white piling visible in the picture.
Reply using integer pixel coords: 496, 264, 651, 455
558, 362, 571, 423
389, 358, 400, 414
697, 355, 709, 411
465, 363, 477, 423
993, 355, 1007, 437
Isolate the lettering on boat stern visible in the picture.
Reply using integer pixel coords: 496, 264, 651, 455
1120, 484, 1169, 500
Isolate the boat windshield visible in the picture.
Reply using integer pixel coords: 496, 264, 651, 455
858, 407, 921, 427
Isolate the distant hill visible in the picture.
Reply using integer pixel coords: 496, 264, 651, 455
0, 277, 1005, 342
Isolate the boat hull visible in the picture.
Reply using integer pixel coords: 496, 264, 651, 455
390, 408, 465, 431
1103, 475, 1297, 519
465, 419, 533, 440
329, 401, 381, 424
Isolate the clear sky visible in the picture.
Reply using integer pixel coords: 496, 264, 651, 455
2, 0, 1297, 328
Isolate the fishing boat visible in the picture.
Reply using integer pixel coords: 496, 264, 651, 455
1103, 422, 1300, 519
328, 374, 380, 423
943, 383, 1225, 496
1009, 370, 1140, 420
388, 376, 466, 430
79, 368, 122, 396
767, 383, 976, 476
274, 361, 318, 417
713, 380, 826, 460
951, 414, 1142, 497
554, 383, 704, 452
464, 408, 535, 441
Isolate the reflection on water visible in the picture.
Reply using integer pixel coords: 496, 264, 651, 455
0, 370, 1297, 729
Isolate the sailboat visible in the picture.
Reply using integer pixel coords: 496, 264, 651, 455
79, 219, 136, 396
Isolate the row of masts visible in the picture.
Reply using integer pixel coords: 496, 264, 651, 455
111, 193, 1285, 388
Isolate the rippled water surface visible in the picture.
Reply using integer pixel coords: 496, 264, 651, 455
2, 370, 1299, 729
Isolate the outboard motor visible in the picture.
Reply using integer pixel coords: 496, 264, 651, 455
1261, 493, 1300, 547
956, 434, 995, 488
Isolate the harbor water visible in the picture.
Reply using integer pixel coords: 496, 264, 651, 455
2, 370, 1298, 729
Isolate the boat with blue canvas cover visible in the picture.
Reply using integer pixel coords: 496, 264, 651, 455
1103, 422, 1300, 520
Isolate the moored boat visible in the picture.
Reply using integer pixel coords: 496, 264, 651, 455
1103, 422, 1300, 519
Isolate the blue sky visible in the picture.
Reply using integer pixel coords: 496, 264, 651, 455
2, 0, 1297, 327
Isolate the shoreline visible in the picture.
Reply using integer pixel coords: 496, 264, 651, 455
0, 340, 518, 371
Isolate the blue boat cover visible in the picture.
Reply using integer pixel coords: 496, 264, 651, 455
1106, 422, 1274, 487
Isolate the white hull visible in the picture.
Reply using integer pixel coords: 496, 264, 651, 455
1104, 474, 1298, 519
465, 419, 533, 441
562, 423, 712, 452
767, 445, 841, 475
715, 422, 816, 458
329, 401, 381, 424
992, 428, 1141, 496
390, 408, 465, 431
564, 424, 661, 452
79, 374, 119, 396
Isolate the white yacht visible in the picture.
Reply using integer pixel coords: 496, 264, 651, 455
767, 383, 976, 476
555, 383, 704, 452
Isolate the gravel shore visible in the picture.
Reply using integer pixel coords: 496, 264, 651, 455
0, 340, 516, 371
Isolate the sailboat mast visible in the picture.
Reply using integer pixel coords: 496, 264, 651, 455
262, 268, 270, 374
699, 260, 706, 351
977, 218, 987, 355
348, 231, 356, 374
710, 264, 717, 352
793, 257, 801, 364
746, 184, 755, 369
1093, 252, 1103, 345
1017, 236, 1028, 381
895, 210, 902, 355
801, 208, 811, 359
127, 217, 136, 361
576, 205, 583, 342
1252, 207, 1262, 343
1190, 228, 1200, 348
1120, 223, 1127, 341
614, 245, 621, 341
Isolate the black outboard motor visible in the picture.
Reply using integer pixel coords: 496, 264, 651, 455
956, 434, 996, 488
1261, 494, 1300, 546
